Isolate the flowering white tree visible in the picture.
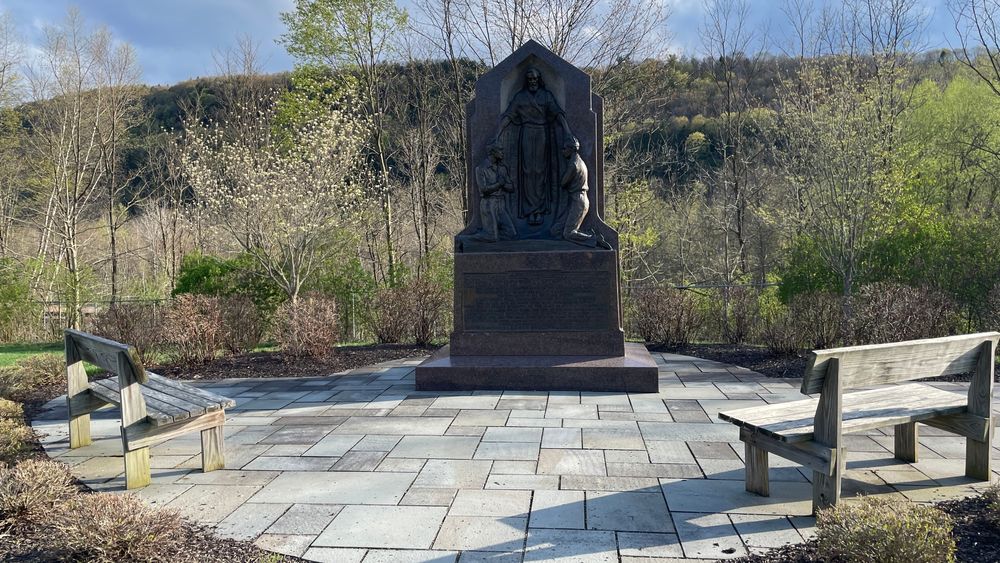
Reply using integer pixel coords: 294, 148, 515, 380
184, 101, 370, 303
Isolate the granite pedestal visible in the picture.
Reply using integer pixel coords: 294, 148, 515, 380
416, 343, 657, 392
416, 246, 658, 392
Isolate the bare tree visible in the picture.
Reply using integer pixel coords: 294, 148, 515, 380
95, 36, 145, 303
142, 132, 191, 292
952, 0, 1000, 96
0, 10, 23, 256
22, 9, 141, 327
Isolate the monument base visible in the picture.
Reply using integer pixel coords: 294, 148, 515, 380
415, 342, 659, 392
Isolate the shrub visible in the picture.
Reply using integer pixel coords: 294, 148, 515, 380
0, 259, 39, 343
409, 278, 450, 346
0, 398, 23, 420
219, 295, 265, 355
52, 493, 183, 562
852, 283, 959, 345
757, 304, 801, 355
90, 302, 163, 364
366, 285, 415, 344
0, 417, 31, 461
0, 353, 65, 402
986, 483, 1000, 523
273, 294, 340, 357
629, 287, 700, 346
816, 496, 956, 563
981, 285, 1000, 332
789, 291, 843, 349
161, 295, 222, 364
0, 459, 77, 530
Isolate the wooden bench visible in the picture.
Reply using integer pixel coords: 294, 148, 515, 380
719, 332, 997, 514
65, 329, 236, 489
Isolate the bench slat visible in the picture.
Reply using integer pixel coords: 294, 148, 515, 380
92, 377, 221, 426
720, 384, 969, 443
90, 378, 185, 424
801, 333, 1000, 394
722, 385, 959, 429
145, 373, 235, 410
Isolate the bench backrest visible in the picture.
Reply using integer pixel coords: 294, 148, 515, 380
801, 332, 1000, 395
65, 329, 149, 427
65, 329, 147, 384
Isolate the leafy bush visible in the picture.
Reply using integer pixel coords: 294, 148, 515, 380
0, 353, 65, 402
409, 278, 450, 346
852, 283, 959, 345
816, 496, 956, 563
629, 287, 700, 346
173, 252, 284, 317
52, 493, 183, 562
90, 302, 163, 364
366, 285, 415, 344
219, 295, 265, 354
273, 294, 340, 357
0, 417, 31, 461
161, 295, 222, 364
0, 459, 77, 531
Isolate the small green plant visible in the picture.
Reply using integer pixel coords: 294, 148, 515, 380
0, 459, 77, 530
816, 496, 956, 563
985, 483, 1000, 522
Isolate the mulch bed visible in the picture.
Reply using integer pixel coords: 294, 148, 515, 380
152, 343, 439, 381
939, 493, 1000, 563
651, 343, 809, 379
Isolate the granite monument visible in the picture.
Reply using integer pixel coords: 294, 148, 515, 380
416, 40, 658, 392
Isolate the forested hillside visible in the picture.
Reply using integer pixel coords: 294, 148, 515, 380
1, 0, 999, 349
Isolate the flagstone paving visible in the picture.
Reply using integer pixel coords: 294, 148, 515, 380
32, 352, 1000, 562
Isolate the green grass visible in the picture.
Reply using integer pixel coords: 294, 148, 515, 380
0, 342, 62, 368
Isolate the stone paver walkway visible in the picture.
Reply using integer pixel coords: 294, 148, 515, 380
32, 353, 1000, 562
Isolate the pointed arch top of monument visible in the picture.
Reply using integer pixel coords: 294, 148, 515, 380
478, 40, 591, 90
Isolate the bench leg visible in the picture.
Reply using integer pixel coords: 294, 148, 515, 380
894, 422, 918, 463
745, 442, 770, 496
67, 360, 92, 448
966, 424, 993, 480
812, 450, 843, 514
124, 447, 151, 489
201, 424, 225, 472
69, 413, 91, 449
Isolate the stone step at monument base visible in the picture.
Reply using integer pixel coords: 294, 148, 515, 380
415, 343, 658, 392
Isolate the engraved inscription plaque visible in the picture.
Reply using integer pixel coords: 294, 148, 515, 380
463, 270, 613, 331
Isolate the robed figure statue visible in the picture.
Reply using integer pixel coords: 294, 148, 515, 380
494, 67, 574, 227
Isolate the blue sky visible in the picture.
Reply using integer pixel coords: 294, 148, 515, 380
0, 0, 962, 86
